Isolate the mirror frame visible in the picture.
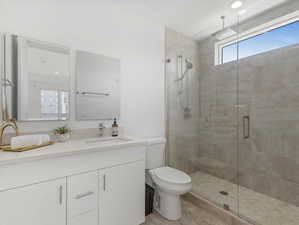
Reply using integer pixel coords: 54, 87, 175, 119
2, 34, 72, 122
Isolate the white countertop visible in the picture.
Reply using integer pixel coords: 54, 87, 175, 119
0, 136, 147, 166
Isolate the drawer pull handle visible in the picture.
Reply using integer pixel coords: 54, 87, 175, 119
75, 191, 94, 200
59, 185, 63, 205
103, 174, 106, 191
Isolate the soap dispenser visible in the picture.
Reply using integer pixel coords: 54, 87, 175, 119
112, 118, 119, 137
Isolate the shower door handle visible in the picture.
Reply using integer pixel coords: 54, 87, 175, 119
243, 116, 250, 139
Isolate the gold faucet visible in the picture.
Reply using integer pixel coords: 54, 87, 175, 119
0, 118, 20, 147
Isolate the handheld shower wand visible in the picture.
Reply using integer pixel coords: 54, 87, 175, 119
174, 59, 193, 82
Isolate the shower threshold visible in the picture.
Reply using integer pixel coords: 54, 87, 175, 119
190, 171, 299, 225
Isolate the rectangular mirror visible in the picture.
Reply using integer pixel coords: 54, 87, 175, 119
1, 34, 71, 121
75, 50, 120, 120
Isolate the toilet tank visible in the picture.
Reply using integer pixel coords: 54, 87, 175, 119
146, 137, 166, 169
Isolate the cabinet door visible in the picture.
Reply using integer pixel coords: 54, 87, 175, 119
0, 178, 66, 225
99, 160, 145, 225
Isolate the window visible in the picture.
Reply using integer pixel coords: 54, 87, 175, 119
215, 11, 299, 65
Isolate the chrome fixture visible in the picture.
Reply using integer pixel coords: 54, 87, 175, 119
243, 115, 250, 139
2, 78, 15, 87
75, 191, 94, 200
174, 59, 193, 82
174, 55, 192, 117
99, 123, 106, 137
214, 16, 237, 40
77, 91, 109, 97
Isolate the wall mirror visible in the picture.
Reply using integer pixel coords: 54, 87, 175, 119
75, 50, 120, 120
0, 34, 71, 121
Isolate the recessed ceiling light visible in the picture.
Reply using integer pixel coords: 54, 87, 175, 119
231, 1, 243, 9
238, 9, 247, 15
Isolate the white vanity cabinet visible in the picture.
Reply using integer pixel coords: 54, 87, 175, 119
0, 178, 67, 225
0, 140, 146, 225
68, 161, 145, 225
99, 160, 145, 225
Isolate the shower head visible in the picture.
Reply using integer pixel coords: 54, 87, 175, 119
185, 59, 193, 70
174, 59, 193, 82
213, 15, 237, 40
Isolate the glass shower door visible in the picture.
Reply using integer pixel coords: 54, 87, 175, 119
165, 14, 240, 213
237, 1, 299, 225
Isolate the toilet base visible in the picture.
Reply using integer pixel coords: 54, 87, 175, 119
155, 190, 182, 220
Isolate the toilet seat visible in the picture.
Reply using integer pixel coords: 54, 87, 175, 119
152, 167, 191, 184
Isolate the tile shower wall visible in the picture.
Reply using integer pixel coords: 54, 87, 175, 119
196, 37, 238, 184
195, 7, 299, 206
166, 27, 238, 182
237, 44, 299, 207
184, 34, 299, 207
166, 28, 202, 174
167, 18, 299, 207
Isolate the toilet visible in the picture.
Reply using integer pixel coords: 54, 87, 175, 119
146, 138, 192, 221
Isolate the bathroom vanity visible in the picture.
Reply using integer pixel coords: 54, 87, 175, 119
0, 137, 146, 225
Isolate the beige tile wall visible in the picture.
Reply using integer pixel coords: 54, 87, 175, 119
166, 26, 299, 207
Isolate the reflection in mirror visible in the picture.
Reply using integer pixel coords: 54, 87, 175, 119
2, 35, 70, 121
76, 50, 120, 120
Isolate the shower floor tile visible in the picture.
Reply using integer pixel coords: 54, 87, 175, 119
191, 171, 299, 225
143, 198, 229, 225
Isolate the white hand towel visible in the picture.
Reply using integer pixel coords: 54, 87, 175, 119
11, 135, 50, 149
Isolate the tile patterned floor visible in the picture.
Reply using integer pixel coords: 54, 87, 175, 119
143, 198, 228, 225
191, 171, 299, 225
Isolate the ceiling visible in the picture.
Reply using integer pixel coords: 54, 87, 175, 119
128, 0, 290, 40
0, 0, 291, 41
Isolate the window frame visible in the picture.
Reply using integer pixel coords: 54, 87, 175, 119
215, 10, 299, 65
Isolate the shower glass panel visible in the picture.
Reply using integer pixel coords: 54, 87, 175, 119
237, 1, 299, 225
166, 1, 299, 225
165, 18, 239, 213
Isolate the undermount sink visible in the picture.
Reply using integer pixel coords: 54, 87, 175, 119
85, 137, 131, 144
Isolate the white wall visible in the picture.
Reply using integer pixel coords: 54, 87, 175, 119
0, 0, 165, 138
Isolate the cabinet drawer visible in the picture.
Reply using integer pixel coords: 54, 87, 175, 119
67, 171, 98, 218
68, 210, 98, 225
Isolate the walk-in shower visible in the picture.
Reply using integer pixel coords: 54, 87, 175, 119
166, 1, 299, 225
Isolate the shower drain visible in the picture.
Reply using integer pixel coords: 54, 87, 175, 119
219, 191, 229, 196
223, 204, 230, 211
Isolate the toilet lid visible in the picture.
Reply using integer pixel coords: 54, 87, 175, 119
153, 167, 191, 184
